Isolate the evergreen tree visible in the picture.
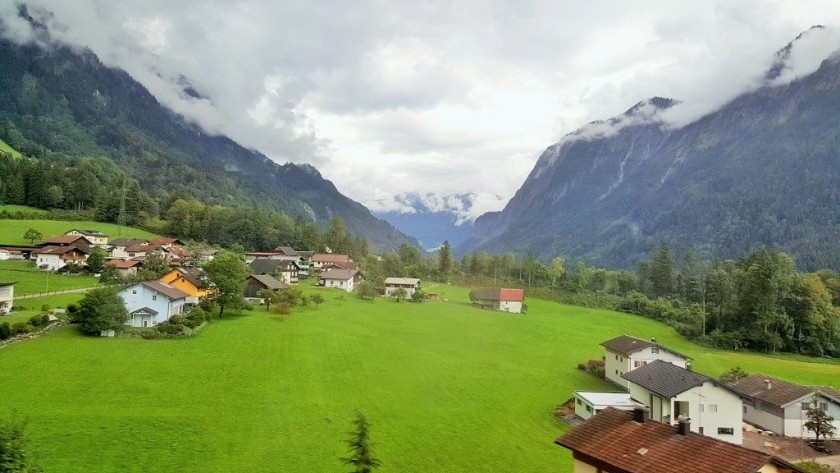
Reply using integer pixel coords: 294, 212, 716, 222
438, 241, 453, 282
0, 418, 41, 473
85, 247, 106, 274
341, 412, 381, 473
650, 244, 675, 298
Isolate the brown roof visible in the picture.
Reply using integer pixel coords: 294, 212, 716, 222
140, 281, 189, 300
600, 335, 689, 359
556, 408, 804, 473
313, 253, 351, 263
33, 245, 89, 255
728, 374, 824, 408
248, 274, 285, 290
107, 260, 143, 269
149, 238, 183, 246
45, 235, 92, 245
471, 287, 524, 302
110, 238, 148, 247
173, 267, 209, 289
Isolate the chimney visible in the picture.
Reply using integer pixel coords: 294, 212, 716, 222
765, 379, 771, 390
633, 407, 648, 423
677, 417, 691, 436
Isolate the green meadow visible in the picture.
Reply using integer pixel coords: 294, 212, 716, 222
0, 284, 838, 472
0, 260, 98, 297
0, 204, 46, 214
0, 138, 22, 158
0, 219, 159, 245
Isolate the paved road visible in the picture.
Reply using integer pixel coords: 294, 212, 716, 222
16, 286, 97, 300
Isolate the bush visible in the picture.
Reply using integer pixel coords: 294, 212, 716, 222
40, 304, 51, 313
156, 321, 183, 335
0, 322, 10, 340
11, 322, 32, 335
577, 363, 587, 371
273, 303, 291, 315
592, 366, 605, 379
66, 304, 78, 314
794, 461, 835, 473
28, 314, 50, 328
140, 330, 161, 340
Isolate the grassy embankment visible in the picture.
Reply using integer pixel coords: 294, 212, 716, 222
0, 219, 159, 245
0, 283, 838, 472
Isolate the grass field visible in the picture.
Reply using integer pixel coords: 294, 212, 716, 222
0, 219, 159, 245
0, 138, 22, 159
0, 285, 838, 472
0, 293, 83, 325
0, 204, 46, 214
0, 260, 98, 296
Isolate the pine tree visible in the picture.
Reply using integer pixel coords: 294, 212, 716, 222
341, 412, 380, 473
438, 241, 452, 282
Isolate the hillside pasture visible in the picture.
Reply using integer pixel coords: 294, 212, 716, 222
0, 204, 46, 215
0, 260, 98, 296
0, 285, 837, 472
0, 138, 21, 158
0, 219, 159, 245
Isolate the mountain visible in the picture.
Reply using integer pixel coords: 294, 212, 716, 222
463, 32, 840, 271
0, 21, 418, 251
373, 193, 477, 250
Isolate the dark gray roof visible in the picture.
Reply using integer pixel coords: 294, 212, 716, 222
110, 238, 148, 247
727, 374, 840, 408
273, 246, 299, 256
130, 307, 159, 316
622, 360, 710, 398
319, 268, 357, 280
601, 334, 690, 359
250, 259, 284, 275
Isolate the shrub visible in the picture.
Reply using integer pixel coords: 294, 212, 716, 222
0, 322, 10, 340
592, 366, 605, 379
28, 314, 50, 328
794, 461, 835, 473
140, 330, 161, 340
11, 322, 32, 335
273, 303, 291, 315
577, 363, 586, 371
40, 304, 51, 313
66, 304, 78, 314
156, 322, 183, 335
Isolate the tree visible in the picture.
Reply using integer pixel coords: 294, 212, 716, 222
438, 241, 453, 282
76, 288, 128, 334
85, 247, 106, 274
310, 294, 325, 309
341, 412, 381, 473
650, 244, 675, 298
356, 281, 379, 301
137, 250, 169, 280
392, 287, 408, 302
258, 289, 280, 311
22, 228, 41, 245
410, 290, 426, 303
804, 396, 837, 447
0, 418, 42, 473
327, 217, 349, 254
719, 367, 749, 384
549, 256, 566, 286
204, 251, 250, 318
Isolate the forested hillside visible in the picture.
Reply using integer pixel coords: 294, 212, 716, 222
0, 28, 417, 251
463, 36, 840, 271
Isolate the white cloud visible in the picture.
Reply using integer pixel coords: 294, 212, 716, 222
2, 0, 840, 221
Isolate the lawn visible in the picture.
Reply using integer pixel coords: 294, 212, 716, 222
0, 285, 838, 472
0, 293, 83, 325
0, 204, 46, 214
0, 260, 98, 296
0, 219, 159, 245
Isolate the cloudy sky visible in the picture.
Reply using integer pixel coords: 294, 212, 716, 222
2, 1, 840, 221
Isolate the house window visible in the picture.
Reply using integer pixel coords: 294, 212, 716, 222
708, 404, 718, 413
576, 399, 581, 405
620, 357, 623, 362
152, 295, 157, 301
699, 427, 704, 434
615, 370, 619, 375
820, 402, 828, 411
743, 405, 747, 415
132, 290, 137, 294
615, 355, 619, 361
699, 404, 704, 413
717, 427, 734, 435
634, 361, 641, 368
801, 402, 810, 411
651, 347, 660, 354
585, 405, 592, 412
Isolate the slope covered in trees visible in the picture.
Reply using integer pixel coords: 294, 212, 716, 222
0, 22, 417, 251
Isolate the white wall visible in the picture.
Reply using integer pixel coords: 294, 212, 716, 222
0, 284, 13, 311
499, 301, 522, 313
604, 350, 630, 389
744, 403, 785, 435
574, 395, 595, 420
36, 254, 64, 271
604, 347, 688, 390
782, 395, 840, 438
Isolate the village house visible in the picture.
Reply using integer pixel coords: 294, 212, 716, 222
469, 287, 525, 313
275, 260, 301, 285
319, 268, 362, 292
0, 282, 14, 314
0, 249, 7, 260
65, 229, 108, 246
197, 249, 219, 263
106, 259, 143, 277
312, 253, 352, 270
159, 267, 212, 304
323, 261, 361, 272
622, 360, 744, 445
33, 245, 89, 271
273, 246, 299, 256
244, 251, 285, 263
244, 274, 285, 298
119, 281, 189, 328
600, 334, 689, 389
383, 277, 421, 298
728, 374, 840, 438
572, 391, 641, 420
108, 239, 149, 259
556, 407, 805, 473
44, 234, 93, 249
0, 245, 38, 260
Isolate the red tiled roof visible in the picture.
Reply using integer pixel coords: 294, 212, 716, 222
499, 288, 524, 302
471, 287, 524, 302
556, 408, 803, 473
149, 238, 183, 246
33, 245, 89, 255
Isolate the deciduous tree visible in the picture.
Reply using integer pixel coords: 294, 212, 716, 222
204, 251, 250, 318
22, 228, 41, 245
76, 287, 128, 334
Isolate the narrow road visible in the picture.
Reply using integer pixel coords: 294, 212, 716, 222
17, 286, 97, 300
